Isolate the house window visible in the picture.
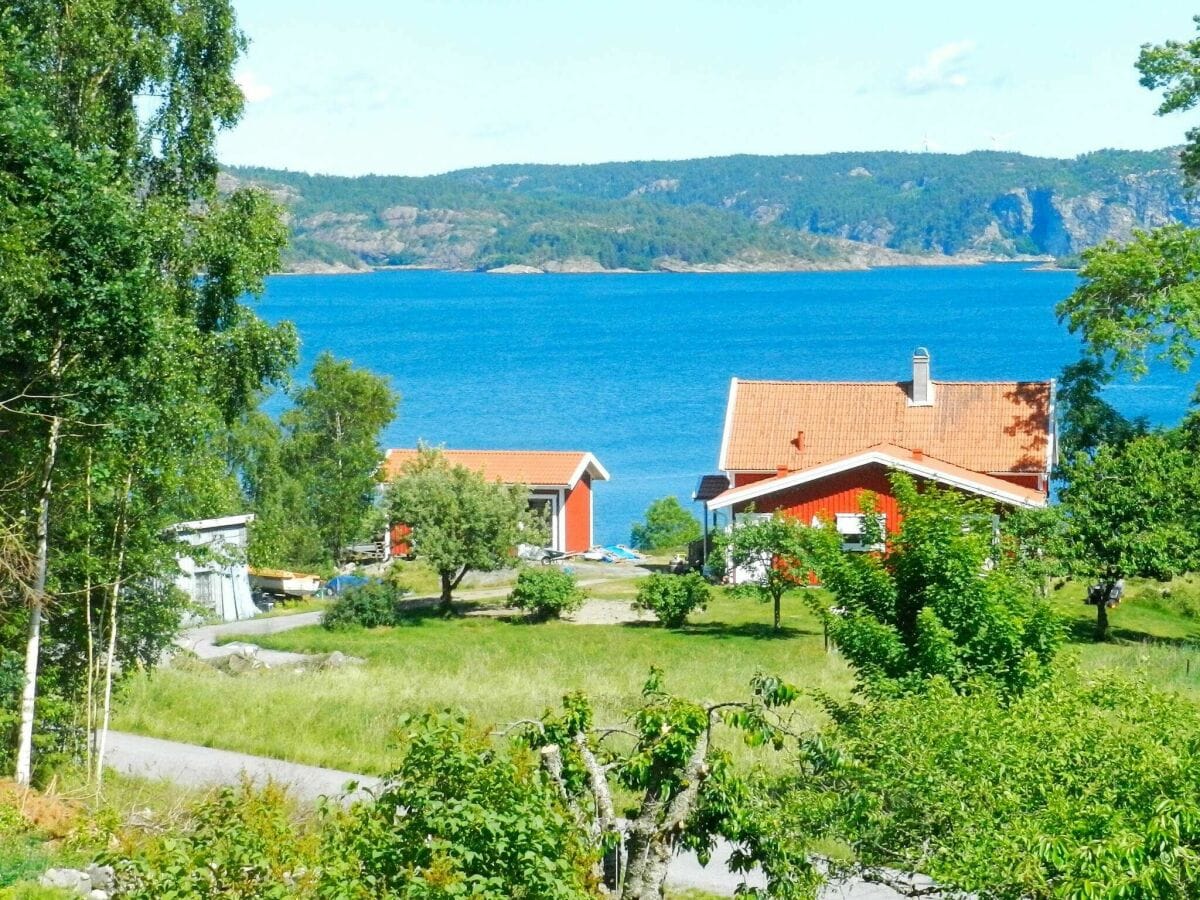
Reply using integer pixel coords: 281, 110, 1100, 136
835, 513, 885, 552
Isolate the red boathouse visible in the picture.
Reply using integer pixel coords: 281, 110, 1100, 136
383, 449, 610, 554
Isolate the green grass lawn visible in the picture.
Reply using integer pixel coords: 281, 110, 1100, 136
112, 574, 1200, 777
115, 590, 852, 775
1049, 576, 1200, 698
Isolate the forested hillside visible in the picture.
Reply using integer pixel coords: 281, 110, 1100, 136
226, 148, 1200, 272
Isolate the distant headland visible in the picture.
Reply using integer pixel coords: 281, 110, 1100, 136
222, 148, 1191, 275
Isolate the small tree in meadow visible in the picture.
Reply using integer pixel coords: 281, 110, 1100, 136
1056, 432, 1200, 640
508, 567, 585, 620
712, 513, 833, 631
631, 496, 701, 551
387, 447, 540, 613
633, 572, 710, 627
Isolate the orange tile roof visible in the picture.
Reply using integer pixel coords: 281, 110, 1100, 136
383, 449, 607, 488
710, 443, 1047, 509
721, 379, 1052, 477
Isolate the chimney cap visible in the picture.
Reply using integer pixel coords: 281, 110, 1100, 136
913, 346, 930, 359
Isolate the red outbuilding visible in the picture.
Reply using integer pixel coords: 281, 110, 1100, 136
383, 449, 610, 554
697, 349, 1053, 551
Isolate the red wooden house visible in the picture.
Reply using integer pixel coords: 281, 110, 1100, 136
383, 449, 609, 554
697, 349, 1053, 551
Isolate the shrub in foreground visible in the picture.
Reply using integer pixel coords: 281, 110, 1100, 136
775, 671, 1200, 897
321, 580, 406, 630
111, 780, 318, 899
507, 567, 585, 620
633, 572, 711, 627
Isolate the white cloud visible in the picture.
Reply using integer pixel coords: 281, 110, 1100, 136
902, 41, 975, 94
236, 70, 274, 103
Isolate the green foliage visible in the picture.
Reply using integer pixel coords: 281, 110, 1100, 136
1057, 224, 1200, 379
279, 353, 397, 563
1139, 14, 1200, 182
111, 781, 318, 899
387, 447, 538, 609
0, 0, 297, 778
630, 496, 701, 551
815, 475, 1061, 695
326, 710, 597, 899
1056, 432, 1200, 639
633, 573, 710, 627
777, 671, 1200, 898
1054, 357, 1148, 457
321, 581, 408, 631
507, 567, 585, 620
517, 670, 814, 899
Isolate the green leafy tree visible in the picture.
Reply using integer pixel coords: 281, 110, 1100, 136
814, 475, 1061, 695
1057, 432, 1200, 640
711, 512, 832, 631
632, 572, 710, 627
1057, 225, 1200, 382
0, 3, 295, 783
776, 671, 1200, 897
1139, 14, 1200, 182
387, 447, 538, 612
279, 353, 397, 563
630, 496, 701, 551
507, 567, 585, 620
518, 669, 816, 899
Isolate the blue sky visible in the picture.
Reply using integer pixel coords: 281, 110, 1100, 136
220, 1, 1200, 176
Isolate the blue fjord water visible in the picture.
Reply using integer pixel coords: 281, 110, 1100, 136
255, 265, 1194, 545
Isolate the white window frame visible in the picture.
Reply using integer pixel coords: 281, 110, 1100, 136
835, 512, 886, 552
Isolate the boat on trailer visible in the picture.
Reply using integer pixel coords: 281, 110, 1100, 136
248, 567, 322, 598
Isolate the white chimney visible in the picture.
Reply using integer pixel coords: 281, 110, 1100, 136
909, 347, 933, 406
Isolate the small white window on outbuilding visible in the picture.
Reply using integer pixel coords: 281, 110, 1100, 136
835, 513, 885, 552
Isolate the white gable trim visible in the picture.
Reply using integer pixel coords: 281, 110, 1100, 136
566, 452, 610, 489
717, 377, 739, 473
706, 451, 1045, 512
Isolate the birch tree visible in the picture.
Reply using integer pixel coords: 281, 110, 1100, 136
0, 3, 295, 783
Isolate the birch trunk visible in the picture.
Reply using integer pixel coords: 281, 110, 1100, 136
94, 471, 132, 787
15, 410, 61, 785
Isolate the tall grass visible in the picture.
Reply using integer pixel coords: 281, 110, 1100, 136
115, 591, 852, 774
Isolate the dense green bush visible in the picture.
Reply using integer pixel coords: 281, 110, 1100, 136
321, 580, 407, 630
324, 711, 596, 898
774, 671, 1200, 897
507, 567, 585, 620
633, 572, 710, 627
815, 475, 1062, 696
630, 496, 701, 551
111, 781, 319, 899
110, 717, 596, 899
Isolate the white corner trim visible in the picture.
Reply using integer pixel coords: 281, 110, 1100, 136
717, 377, 739, 472
566, 453, 610, 489
1046, 378, 1058, 474
705, 451, 1045, 512
558, 488, 568, 551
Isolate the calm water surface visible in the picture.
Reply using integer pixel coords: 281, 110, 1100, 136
256, 265, 1194, 544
